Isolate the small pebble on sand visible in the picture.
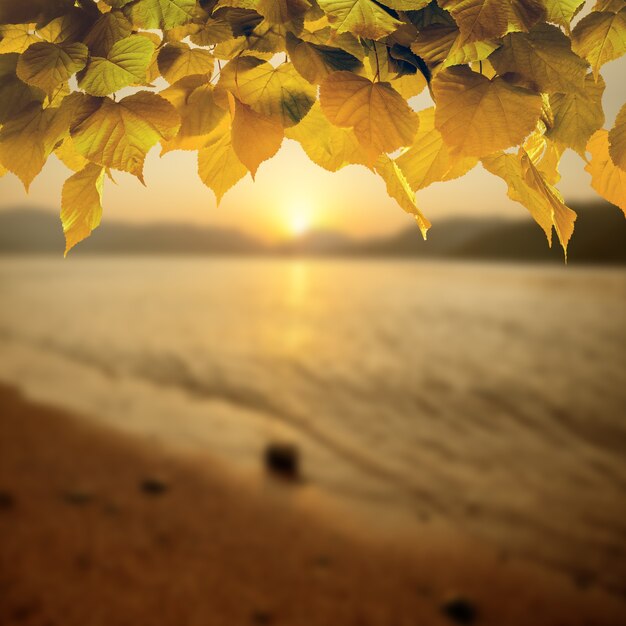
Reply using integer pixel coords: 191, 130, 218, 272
264, 442, 300, 480
441, 595, 478, 624
140, 477, 169, 496
0, 490, 15, 510
62, 489, 95, 506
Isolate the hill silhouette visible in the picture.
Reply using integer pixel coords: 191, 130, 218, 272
0, 202, 624, 264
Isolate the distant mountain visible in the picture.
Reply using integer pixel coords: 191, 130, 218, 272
353, 201, 626, 264
0, 208, 265, 255
0, 202, 624, 264
454, 202, 626, 264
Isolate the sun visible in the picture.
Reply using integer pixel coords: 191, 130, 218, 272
289, 213, 310, 237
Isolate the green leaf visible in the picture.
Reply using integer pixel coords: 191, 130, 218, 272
78, 35, 156, 96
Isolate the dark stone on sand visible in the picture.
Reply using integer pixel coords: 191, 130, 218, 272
441, 596, 478, 624
572, 569, 595, 590
62, 489, 94, 506
264, 442, 300, 480
0, 490, 15, 510
251, 610, 274, 624
75, 554, 93, 571
140, 477, 169, 496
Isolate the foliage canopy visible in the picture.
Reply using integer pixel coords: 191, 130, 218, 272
0, 0, 624, 256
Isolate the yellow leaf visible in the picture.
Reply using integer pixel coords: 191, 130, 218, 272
37, 11, 90, 44
71, 91, 181, 182
608, 101, 626, 171
190, 18, 234, 46
0, 24, 39, 54
438, 0, 544, 45
61, 163, 105, 255
161, 82, 227, 153
0, 104, 67, 190
157, 42, 215, 84
17, 41, 88, 96
228, 61, 316, 127
54, 136, 89, 172
490, 24, 588, 94
544, 0, 586, 31
483, 150, 577, 256
592, 0, 626, 10
198, 121, 248, 204
547, 73, 605, 155
178, 84, 226, 138
504, 0, 547, 33
0, 54, 46, 124
317, 0, 402, 40
0, 0, 74, 25
586, 129, 626, 215
286, 33, 362, 84
396, 107, 476, 192
124, 0, 197, 30
78, 35, 156, 96
522, 124, 565, 186
284, 101, 367, 172
572, 8, 626, 79
256, 0, 311, 27
411, 24, 458, 65
231, 98, 284, 178
374, 155, 431, 239
433, 66, 542, 158
320, 71, 418, 162
83, 10, 133, 57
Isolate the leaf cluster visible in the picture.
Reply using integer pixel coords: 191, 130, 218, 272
0, 0, 624, 256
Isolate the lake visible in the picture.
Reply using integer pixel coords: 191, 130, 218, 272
0, 257, 624, 594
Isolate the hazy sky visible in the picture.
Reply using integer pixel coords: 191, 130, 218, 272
1, 54, 624, 242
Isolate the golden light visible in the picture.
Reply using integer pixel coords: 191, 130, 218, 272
289, 212, 310, 237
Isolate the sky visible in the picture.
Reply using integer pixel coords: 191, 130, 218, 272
1, 54, 625, 242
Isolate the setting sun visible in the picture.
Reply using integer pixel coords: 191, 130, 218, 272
289, 212, 310, 237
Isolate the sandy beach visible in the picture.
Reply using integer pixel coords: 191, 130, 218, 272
1, 383, 625, 626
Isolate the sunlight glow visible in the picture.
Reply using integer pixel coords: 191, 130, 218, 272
289, 212, 310, 237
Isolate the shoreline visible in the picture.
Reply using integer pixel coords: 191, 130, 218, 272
1, 383, 625, 625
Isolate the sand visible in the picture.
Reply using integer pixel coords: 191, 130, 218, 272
1, 383, 625, 626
